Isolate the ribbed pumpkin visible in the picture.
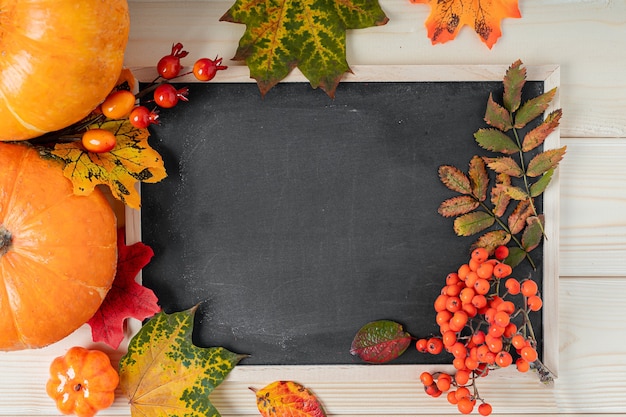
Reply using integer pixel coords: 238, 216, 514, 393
0, 143, 117, 350
0, 0, 130, 141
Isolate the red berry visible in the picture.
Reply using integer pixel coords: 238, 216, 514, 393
494, 245, 509, 260
129, 106, 160, 129
153, 84, 189, 108
193, 56, 228, 82
157, 42, 189, 79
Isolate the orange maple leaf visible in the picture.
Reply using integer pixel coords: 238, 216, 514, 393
411, 0, 521, 48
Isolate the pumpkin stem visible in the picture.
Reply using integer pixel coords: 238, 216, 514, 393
0, 226, 12, 256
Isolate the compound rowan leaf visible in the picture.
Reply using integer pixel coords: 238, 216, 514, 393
526, 146, 567, 177
221, 0, 388, 97
474, 128, 519, 155
503, 59, 526, 113
252, 381, 327, 417
438, 195, 479, 217
46, 119, 167, 209
87, 229, 160, 350
522, 109, 562, 152
484, 93, 512, 131
453, 211, 495, 236
350, 320, 412, 363
439, 165, 472, 194
119, 306, 246, 417
514, 87, 557, 129
410, 0, 521, 48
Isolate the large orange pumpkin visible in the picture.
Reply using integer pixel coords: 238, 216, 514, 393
0, 0, 130, 141
0, 143, 117, 350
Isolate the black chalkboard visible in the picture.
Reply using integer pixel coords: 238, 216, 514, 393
140, 78, 544, 365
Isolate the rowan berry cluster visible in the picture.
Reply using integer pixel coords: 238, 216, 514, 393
81, 42, 227, 153
415, 246, 542, 415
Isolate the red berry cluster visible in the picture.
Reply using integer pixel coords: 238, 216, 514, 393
82, 42, 226, 153
415, 246, 542, 415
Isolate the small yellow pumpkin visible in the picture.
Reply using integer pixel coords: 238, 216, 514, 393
0, 0, 130, 140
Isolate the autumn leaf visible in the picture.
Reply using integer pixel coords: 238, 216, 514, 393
469, 155, 489, 201
508, 199, 533, 235
45, 119, 167, 209
87, 229, 160, 350
526, 146, 567, 177
410, 0, 521, 49
484, 93, 512, 131
119, 306, 246, 417
221, 0, 388, 97
513, 87, 557, 129
491, 173, 511, 217
503, 59, 526, 113
474, 128, 519, 154
522, 215, 544, 252
453, 211, 495, 236
252, 381, 326, 417
483, 156, 523, 177
438, 165, 472, 194
530, 168, 554, 198
522, 109, 562, 152
350, 320, 412, 363
438, 195, 479, 218
504, 246, 527, 268
501, 184, 529, 201
471, 230, 510, 255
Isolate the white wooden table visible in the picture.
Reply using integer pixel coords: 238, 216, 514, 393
2, 1, 625, 415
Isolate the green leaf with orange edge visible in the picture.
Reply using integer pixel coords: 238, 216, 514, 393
526, 146, 567, 177
409, 0, 521, 49
350, 320, 412, 364
469, 155, 489, 201
483, 156, 523, 177
514, 87, 557, 129
438, 195, 479, 218
45, 119, 166, 209
503, 59, 526, 113
491, 173, 511, 217
530, 168, 554, 198
522, 109, 562, 152
474, 128, 519, 155
220, 0, 388, 97
471, 230, 511, 255
438, 165, 472, 194
119, 306, 246, 417
252, 381, 327, 417
522, 215, 544, 252
453, 211, 495, 237
508, 199, 532, 235
484, 93, 512, 131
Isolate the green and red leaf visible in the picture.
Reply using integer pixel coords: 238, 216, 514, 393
514, 87, 557, 129
503, 59, 526, 113
526, 146, 567, 177
483, 156, 524, 177
484, 93, 512, 131
438, 165, 472, 194
491, 174, 512, 217
474, 128, 519, 154
252, 381, 327, 417
350, 320, 412, 364
471, 230, 511, 255
438, 195, 479, 218
522, 215, 545, 252
530, 168, 554, 197
522, 109, 562, 152
453, 211, 495, 237
469, 155, 489, 201
508, 199, 533, 235
501, 185, 529, 201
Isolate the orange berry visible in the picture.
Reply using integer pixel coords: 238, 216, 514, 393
462, 302, 478, 317
478, 402, 493, 416
455, 369, 471, 385
527, 295, 543, 311
471, 330, 486, 345
494, 311, 511, 327
503, 322, 518, 338
472, 294, 487, 309
476, 344, 490, 362
455, 386, 471, 400
434, 294, 449, 312
521, 346, 538, 362
486, 335, 503, 353
465, 356, 479, 370
489, 295, 504, 309
488, 324, 505, 338
511, 334, 526, 350
446, 296, 462, 312
471, 247, 489, 263
415, 338, 428, 353
453, 357, 466, 370
484, 307, 497, 324
449, 311, 469, 332
457, 397, 474, 414
447, 390, 459, 405
420, 371, 434, 386
450, 342, 467, 359
427, 337, 444, 355
443, 330, 457, 348
496, 300, 515, 314
474, 278, 491, 295
476, 262, 494, 279
459, 287, 475, 304
446, 272, 460, 286
445, 283, 462, 297
465, 271, 479, 288
457, 264, 471, 280
505, 278, 521, 295
516, 358, 530, 372
493, 262, 512, 278
436, 373, 452, 392
469, 257, 481, 272
495, 350, 513, 367
436, 310, 453, 326
424, 383, 440, 397
521, 279, 539, 297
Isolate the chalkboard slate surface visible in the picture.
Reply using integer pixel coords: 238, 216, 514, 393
140, 79, 544, 365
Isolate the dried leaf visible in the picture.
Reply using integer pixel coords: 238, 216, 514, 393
504, 246, 527, 268
522, 109, 562, 152
469, 155, 489, 201
119, 307, 245, 417
47, 120, 167, 209
471, 230, 511, 255
484, 93, 512, 131
491, 174, 511, 217
508, 199, 533, 235
514, 87, 557, 129
526, 146, 567, 177
501, 185, 529, 201
438, 165, 472, 194
410, 0, 521, 48
522, 215, 544, 252
530, 168, 554, 197
474, 128, 519, 155
453, 211, 495, 236
350, 320, 412, 364
87, 229, 160, 350
503, 59, 526, 113
438, 195, 480, 218
252, 381, 326, 417
483, 156, 524, 177
221, 0, 388, 97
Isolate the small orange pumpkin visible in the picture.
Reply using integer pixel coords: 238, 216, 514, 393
0, 0, 130, 141
46, 346, 120, 417
0, 143, 117, 350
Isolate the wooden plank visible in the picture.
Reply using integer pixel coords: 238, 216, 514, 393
125, 0, 626, 138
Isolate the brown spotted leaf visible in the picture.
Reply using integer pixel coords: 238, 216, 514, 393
252, 381, 327, 417
526, 146, 567, 177
501, 185, 529, 201
474, 128, 519, 155
484, 93, 513, 131
471, 230, 511, 255
522, 109, 562, 152
439, 165, 472, 194
469, 155, 489, 201
491, 174, 511, 217
483, 156, 524, 177
503, 59, 526, 113
508, 199, 533, 235
514, 87, 557, 129
438, 195, 480, 218
454, 211, 495, 237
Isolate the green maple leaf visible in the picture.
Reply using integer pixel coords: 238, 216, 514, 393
221, 0, 388, 97
119, 306, 246, 417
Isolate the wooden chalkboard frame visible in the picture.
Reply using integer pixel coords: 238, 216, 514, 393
124, 64, 560, 416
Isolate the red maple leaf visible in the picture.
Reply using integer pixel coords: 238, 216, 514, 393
410, 0, 521, 49
87, 229, 160, 349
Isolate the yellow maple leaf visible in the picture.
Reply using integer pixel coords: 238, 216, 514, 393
48, 120, 166, 209
410, 0, 521, 48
